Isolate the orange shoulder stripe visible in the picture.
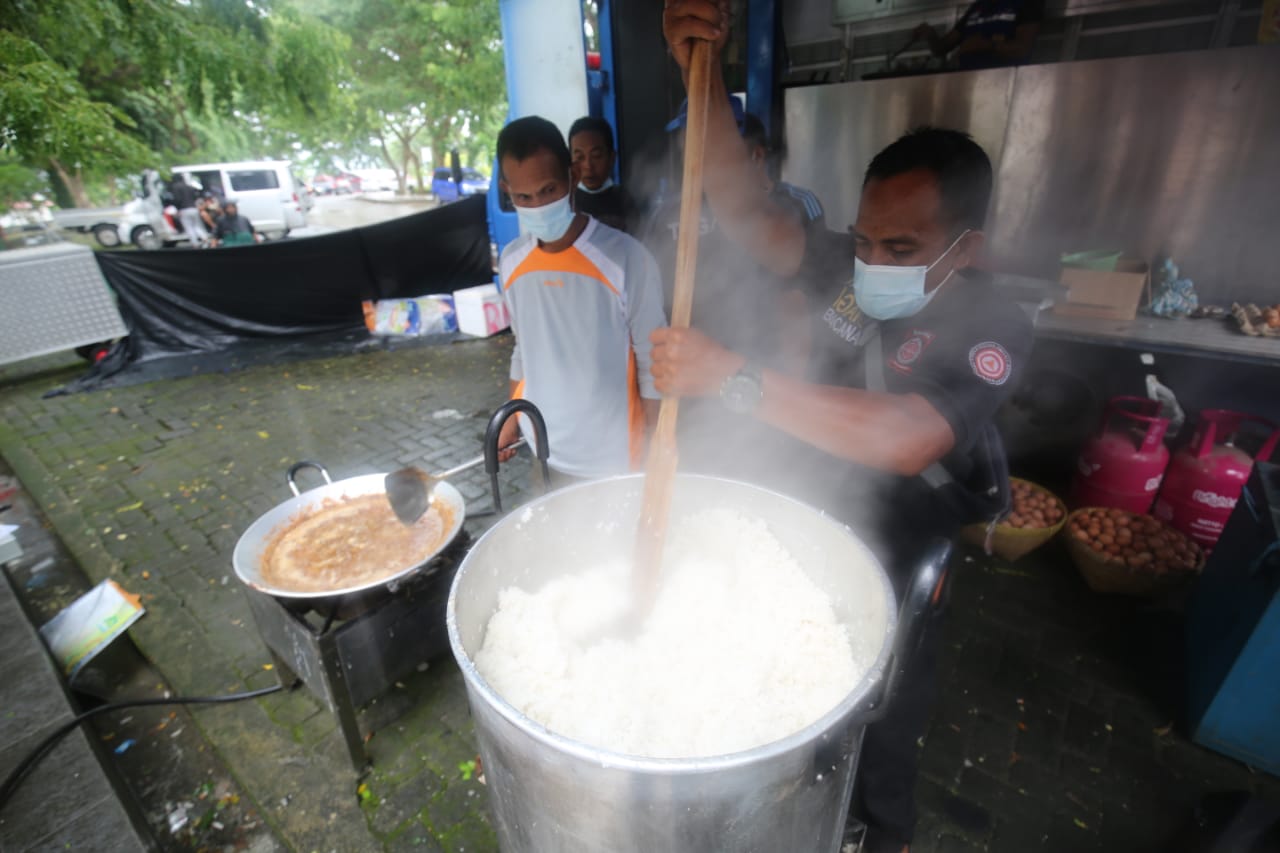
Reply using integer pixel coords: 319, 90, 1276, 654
506, 246, 618, 295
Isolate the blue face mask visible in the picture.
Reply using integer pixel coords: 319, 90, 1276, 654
516, 193, 576, 243
853, 230, 970, 320
577, 178, 614, 195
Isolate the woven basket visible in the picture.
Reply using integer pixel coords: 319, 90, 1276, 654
1063, 508, 1205, 596
960, 478, 1067, 562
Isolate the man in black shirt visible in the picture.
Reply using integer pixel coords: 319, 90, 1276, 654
569, 116, 631, 232
212, 202, 258, 247
657, 4, 1032, 852
170, 175, 207, 246
640, 103, 828, 484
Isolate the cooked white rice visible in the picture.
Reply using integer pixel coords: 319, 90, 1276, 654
474, 508, 884, 758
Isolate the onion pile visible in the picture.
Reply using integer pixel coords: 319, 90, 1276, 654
1002, 480, 1065, 529
1068, 508, 1201, 575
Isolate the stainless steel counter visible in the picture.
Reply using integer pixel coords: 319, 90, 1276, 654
1034, 311, 1280, 367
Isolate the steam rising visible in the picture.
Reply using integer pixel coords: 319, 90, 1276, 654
628, 130, 895, 565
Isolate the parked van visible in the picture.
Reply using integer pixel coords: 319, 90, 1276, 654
173, 161, 310, 237
120, 161, 310, 249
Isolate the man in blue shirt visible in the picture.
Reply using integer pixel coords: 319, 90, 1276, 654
915, 0, 1045, 70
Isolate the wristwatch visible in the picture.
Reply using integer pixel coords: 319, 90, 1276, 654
720, 363, 764, 415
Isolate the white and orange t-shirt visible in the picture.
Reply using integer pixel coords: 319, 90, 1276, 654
500, 217, 668, 478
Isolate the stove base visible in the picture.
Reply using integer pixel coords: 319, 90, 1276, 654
244, 536, 468, 772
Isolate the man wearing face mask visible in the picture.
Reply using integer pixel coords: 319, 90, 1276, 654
569, 116, 632, 232
655, 5, 1032, 852
494, 116, 667, 486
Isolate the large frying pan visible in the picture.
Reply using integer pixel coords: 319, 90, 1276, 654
232, 464, 469, 600
232, 401, 550, 601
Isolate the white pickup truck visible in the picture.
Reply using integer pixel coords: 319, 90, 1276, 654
50, 207, 125, 248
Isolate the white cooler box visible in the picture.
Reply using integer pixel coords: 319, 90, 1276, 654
454, 283, 511, 338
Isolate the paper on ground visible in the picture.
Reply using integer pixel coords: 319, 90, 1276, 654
39, 579, 145, 679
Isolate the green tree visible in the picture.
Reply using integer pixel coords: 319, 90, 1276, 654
0, 152, 49, 207
1, 0, 349, 206
308, 0, 506, 191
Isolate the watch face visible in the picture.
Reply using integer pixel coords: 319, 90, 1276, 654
721, 372, 762, 414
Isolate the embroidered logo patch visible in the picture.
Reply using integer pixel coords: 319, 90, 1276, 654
889, 330, 936, 374
969, 342, 1012, 385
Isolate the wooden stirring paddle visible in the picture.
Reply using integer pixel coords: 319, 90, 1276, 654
632, 41, 716, 614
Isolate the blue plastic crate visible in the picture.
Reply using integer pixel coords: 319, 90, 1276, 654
1187, 463, 1280, 776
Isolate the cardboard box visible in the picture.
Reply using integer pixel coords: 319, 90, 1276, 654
1054, 258, 1150, 321
454, 283, 511, 338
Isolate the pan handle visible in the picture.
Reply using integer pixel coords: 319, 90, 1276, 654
860, 538, 953, 723
286, 461, 332, 496
484, 400, 550, 514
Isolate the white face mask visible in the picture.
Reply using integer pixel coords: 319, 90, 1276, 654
577, 177, 614, 195
853, 230, 970, 320
516, 193, 576, 243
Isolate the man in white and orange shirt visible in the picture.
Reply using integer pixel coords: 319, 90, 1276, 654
495, 116, 668, 483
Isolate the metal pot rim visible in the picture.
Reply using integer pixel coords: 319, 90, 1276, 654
446, 472, 899, 772
233, 471, 467, 599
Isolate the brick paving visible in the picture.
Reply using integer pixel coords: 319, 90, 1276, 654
1, 339, 1277, 852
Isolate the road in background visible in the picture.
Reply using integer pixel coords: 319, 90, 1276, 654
293, 193, 437, 238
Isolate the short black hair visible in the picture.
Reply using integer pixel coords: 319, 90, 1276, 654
568, 116, 615, 152
741, 113, 768, 153
496, 116, 571, 180
863, 127, 993, 231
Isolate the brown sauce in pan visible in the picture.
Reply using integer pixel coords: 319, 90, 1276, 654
260, 494, 453, 593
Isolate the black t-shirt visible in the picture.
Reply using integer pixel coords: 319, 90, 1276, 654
640, 181, 824, 365
786, 227, 1033, 572
171, 182, 197, 210
573, 185, 631, 233
640, 198, 779, 362
214, 213, 254, 239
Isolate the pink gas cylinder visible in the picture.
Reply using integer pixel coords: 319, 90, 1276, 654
1071, 396, 1171, 513
1153, 410, 1280, 553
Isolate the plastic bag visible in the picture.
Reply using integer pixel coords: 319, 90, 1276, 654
1149, 258, 1199, 318
362, 295, 458, 336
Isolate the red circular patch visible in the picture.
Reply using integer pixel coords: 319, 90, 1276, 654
896, 337, 924, 366
969, 342, 1012, 386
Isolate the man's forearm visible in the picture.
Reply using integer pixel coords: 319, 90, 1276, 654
754, 370, 955, 476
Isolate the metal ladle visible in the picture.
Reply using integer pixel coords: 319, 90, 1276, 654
385, 438, 526, 525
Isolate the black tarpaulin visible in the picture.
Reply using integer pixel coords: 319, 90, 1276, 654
56, 196, 492, 393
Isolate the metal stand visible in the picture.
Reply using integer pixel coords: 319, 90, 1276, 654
245, 534, 469, 772
243, 400, 549, 772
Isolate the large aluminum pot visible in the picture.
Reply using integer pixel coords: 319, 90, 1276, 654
447, 473, 950, 853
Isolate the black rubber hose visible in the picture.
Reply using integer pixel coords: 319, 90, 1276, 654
0, 682, 286, 813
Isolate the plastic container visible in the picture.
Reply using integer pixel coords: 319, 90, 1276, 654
1060, 249, 1123, 271
1186, 463, 1280, 775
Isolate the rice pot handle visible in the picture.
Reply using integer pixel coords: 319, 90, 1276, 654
286, 460, 332, 496
484, 400, 551, 513
862, 538, 953, 723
